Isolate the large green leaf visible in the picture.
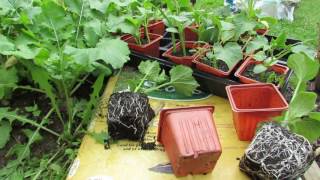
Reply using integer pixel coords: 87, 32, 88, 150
0, 35, 15, 55
138, 60, 166, 83
288, 92, 317, 119
291, 44, 316, 59
287, 53, 319, 82
214, 42, 242, 69
246, 36, 269, 54
292, 118, 320, 142
84, 19, 103, 47
64, 38, 130, 69
169, 65, 199, 96
0, 121, 12, 149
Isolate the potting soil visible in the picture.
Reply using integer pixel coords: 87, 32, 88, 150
66, 66, 250, 180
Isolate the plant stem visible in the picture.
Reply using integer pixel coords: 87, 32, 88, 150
171, 32, 177, 53
144, 18, 151, 43
179, 27, 187, 56
143, 82, 172, 93
283, 81, 301, 127
75, 0, 84, 46
62, 81, 73, 135
18, 108, 55, 163
70, 74, 89, 95
1, 113, 60, 137
14, 86, 46, 94
134, 73, 148, 93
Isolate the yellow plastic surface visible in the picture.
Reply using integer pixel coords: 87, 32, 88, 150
67, 74, 250, 180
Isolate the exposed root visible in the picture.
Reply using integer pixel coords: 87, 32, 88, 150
107, 92, 155, 141
240, 123, 314, 180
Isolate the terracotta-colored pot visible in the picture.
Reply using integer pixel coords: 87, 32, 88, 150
146, 20, 165, 36
256, 28, 268, 36
184, 25, 199, 41
226, 83, 288, 141
162, 41, 209, 66
120, 34, 131, 40
234, 58, 289, 88
123, 33, 163, 57
157, 106, 222, 177
194, 47, 242, 77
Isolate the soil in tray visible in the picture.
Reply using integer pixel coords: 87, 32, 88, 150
201, 58, 229, 72
172, 48, 195, 57
0, 77, 95, 168
131, 37, 152, 45
243, 64, 284, 85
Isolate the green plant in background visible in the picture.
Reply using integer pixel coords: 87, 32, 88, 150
130, 60, 199, 96
276, 53, 320, 142
246, 32, 315, 85
0, 0, 131, 178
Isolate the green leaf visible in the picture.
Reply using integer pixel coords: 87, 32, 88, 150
138, 60, 168, 83
0, 35, 15, 55
292, 118, 320, 142
6, 144, 30, 159
253, 64, 268, 74
82, 74, 104, 125
0, 121, 12, 149
166, 27, 178, 33
221, 30, 235, 43
169, 65, 199, 96
0, 66, 18, 99
65, 0, 84, 15
246, 36, 269, 54
84, 19, 102, 47
291, 44, 316, 59
288, 92, 317, 119
253, 51, 267, 61
89, 0, 110, 13
308, 112, 320, 122
64, 38, 130, 69
88, 131, 108, 144
214, 42, 243, 69
22, 129, 43, 143
287, 53, 319, 82
271, 32, 287, 49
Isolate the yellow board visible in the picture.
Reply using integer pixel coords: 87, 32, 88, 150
67, 72, 250, 180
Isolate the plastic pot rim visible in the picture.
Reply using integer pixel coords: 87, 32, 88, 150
226, 83, 289, 112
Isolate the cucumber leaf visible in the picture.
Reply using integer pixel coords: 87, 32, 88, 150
287, 53, 319, 82
168, 65, 199, 96
214, 42, 242, 69
288, 92, 317, 119
0, 121, 12, 149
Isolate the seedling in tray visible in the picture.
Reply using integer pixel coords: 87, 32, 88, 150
240, 53, 320, 179
107, 60, 199, 141
236, 33, 313, 87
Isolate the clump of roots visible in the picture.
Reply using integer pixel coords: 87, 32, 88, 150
107, 92, 155, 141
240, 123, 314, 180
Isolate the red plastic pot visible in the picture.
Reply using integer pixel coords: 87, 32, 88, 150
234, 58, 289, 87
122, 33, 163, 57
146, 20, 165, 35
193, 47, 242, 77
157, 106, 222, 177
184, 25, 198, 41
162, 41, 209, 66
226, 83, 288, 141
256, 28, 268, 35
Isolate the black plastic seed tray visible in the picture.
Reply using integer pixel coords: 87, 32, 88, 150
128, 52, 240, 98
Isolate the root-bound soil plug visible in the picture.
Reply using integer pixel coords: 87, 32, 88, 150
107, 92, 155, 140
240, 123, 314, 179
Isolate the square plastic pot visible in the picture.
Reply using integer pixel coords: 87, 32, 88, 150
122, 33, 163, 57
146, 20, 165, 36
157, 106, 222, 177
162, 41, 209, 66
226, 83, 289, 141
234, 58, 289, 88
256, 28, 268, 36
184, 25, 199, 41
193, 47, 242, 78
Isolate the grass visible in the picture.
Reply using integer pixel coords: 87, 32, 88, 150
196, 0, 320, 48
